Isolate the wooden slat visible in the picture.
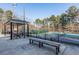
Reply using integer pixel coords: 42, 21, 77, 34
29, 37, 60, 47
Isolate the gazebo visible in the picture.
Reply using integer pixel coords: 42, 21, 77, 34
4, 19, 29, 40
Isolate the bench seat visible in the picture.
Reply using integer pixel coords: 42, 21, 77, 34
29, 37, 60, 55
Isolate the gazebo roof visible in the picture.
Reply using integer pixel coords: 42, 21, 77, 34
5, 19, 29, 25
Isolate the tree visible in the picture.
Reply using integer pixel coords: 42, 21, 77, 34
0, 8, 4, 21
49, 15, 55, 30
66, 6, 78, 23
43, 18, 50, 26
5, 10, 13, 20
49, 15, 60, 31
42, 18, 51, 31
34, 18, 44, 27
0, 8, 4, 34
35, 18, 41, 25
55, 15, 61, 31
60, 13, 70, 32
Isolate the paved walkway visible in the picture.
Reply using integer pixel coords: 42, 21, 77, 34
0, 37, 79, 55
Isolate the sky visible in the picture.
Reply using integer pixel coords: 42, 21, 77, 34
0, 3, 79, 23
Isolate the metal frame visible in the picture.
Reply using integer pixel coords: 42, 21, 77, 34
5, 19, 29, 40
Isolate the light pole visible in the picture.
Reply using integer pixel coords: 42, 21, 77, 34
35, 24, 37, 38
12, 3, 16, 19
23, 7, 26, 38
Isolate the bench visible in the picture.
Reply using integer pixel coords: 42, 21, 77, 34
29, 38, 60, 55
